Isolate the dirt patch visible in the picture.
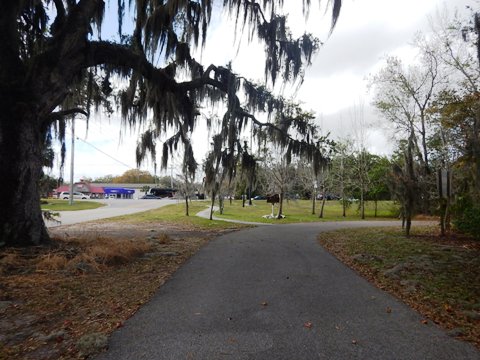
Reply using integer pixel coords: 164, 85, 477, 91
0, 220, 237, 359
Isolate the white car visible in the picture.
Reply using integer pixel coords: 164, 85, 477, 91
59, 191, 90, 200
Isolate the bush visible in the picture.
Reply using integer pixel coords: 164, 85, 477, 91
452, 198, 480, 240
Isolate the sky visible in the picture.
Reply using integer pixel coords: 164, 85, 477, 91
48, 0, 474, 182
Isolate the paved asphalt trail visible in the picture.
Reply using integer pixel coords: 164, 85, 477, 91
96, 222, 480, 360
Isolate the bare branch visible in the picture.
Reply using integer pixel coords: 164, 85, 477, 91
48, 108, 88, 122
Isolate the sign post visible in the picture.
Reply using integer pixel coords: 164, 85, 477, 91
437, 169, 452, 236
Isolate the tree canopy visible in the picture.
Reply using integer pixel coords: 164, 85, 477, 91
0, 0, 341, 246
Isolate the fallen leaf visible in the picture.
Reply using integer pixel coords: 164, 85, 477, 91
303, 321, 313, 329
386, 307, 392, 313
352, 339, 358, 345
116, 321, 123, 328
421, 320, 428, 325
261, 301, 268, 307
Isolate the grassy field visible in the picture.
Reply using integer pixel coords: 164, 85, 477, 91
41, 199, 105, 211
213, 199, 399, 223
318, 226, 480, 348
103, 201, 248, 230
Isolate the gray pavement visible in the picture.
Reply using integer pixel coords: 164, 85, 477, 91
95, 221, 480, 360
45, 198, 175, 227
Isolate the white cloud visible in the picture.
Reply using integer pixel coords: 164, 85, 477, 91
50, 0, 475, 180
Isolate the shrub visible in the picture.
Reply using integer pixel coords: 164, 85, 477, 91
452, 198, 480, 240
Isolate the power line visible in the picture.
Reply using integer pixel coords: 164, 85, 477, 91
75, 137, 135, 169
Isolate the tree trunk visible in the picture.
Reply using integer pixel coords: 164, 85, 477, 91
184, 194, 189, 216
0, 107, 49, 246
374, 198, 378, 218
219, 195, 224, 214
439, 197, 446, 237
277, 192, 284, 219
360, 188, 365, 219
420, 114, 430, 173
209, 191, 216, 220
404, 130, 416, 237
311, 187, 316, 215
319, 196, 326, 218
473, 107, 480, 200
405, 215, 412, 237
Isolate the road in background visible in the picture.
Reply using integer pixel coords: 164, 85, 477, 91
45, 199, 176, 227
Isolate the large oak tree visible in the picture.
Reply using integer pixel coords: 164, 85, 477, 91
0, 0, 340, 246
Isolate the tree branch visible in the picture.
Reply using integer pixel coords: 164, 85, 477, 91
48, 108, 88, 121
51, 0, 66, 34
85, 41, 178, 91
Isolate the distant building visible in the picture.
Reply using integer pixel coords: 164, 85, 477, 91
103, 187, 135, 199
55, 181, 105, 198
54, 181, 136, 199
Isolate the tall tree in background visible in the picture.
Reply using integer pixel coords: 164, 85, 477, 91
0, 0, 341, 246
430, 10, 480, 198
260, 105, 330, 219
264, 147, 296, 219
367, 155, 391, 217
112, 169, 155, 183
329, 140, 352, 217
349, 101, 371, 219
370, 52, 440, 174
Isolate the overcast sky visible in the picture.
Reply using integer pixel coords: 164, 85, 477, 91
49, 0, 474, 182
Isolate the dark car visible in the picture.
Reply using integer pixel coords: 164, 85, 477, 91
141, 194, 161, 199
253, 195, 267, 200
317, 193, 340, 200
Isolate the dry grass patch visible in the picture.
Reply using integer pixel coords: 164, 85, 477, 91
0, 221, 236, 359
0, 252, 24, 274
84, 238, 152, 266
36, 254, 69, 271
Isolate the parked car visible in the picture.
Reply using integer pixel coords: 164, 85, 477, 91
141, 194, 161, 199
317, 193, 340, 200
58, 191, 90, 200
253, 195, 267, 200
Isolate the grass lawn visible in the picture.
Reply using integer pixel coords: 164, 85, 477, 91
318, 226, 480, 348
103, 200, 248, 230
41, 199, 105, 211
214, 199, 399, 223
